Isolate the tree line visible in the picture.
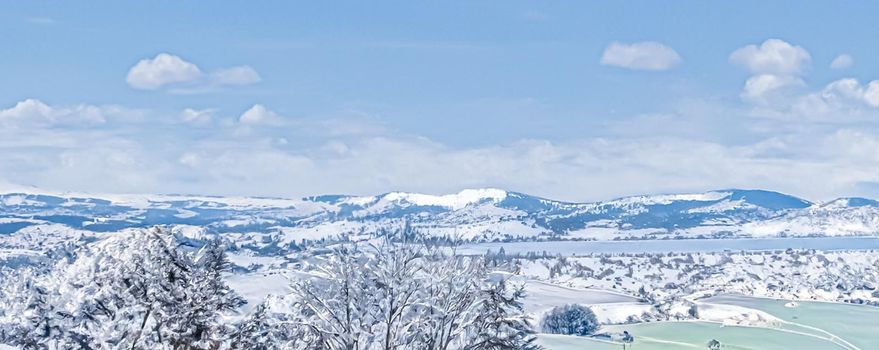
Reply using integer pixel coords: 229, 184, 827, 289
0, 228, 540, 350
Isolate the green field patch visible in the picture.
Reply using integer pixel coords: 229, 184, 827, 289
538, 321, 849, 350
702, 295, 879, 350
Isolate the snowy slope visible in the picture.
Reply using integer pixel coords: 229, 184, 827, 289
745, 197, 879, 236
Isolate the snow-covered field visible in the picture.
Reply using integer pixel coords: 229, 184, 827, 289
529, 292, 876, 350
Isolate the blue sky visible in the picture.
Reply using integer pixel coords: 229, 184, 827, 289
2, 1, 879, 201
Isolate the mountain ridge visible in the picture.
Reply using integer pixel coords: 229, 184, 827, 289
1, 187, 878, 244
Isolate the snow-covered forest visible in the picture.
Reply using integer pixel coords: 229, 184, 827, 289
0, 228, 540, 350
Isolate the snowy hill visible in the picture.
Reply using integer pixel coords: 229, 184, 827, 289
0, 188, 877, 244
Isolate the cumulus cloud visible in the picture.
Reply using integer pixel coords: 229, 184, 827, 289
741, 77, 879, 120
740, 74, 805, 105
126, 53, 260, 92
0, 99, 132, 126
126, 54, 203, 90
730, 39, 811, 75
796, 79, 879, 112
830, 54, 854, 70
600, 41, 681, 71
727, 39, 879, 119
866, 81, 879, 107
180, 108, 216, 124
821, 79, 879, 107
239, 104, 282, 125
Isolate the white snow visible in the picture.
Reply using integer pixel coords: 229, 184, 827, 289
605, 191, 731, 206
522, 281, 638, 315
686, 199, 754, 213
696, 302, 781, 327
590, 302, 656, 324
362, 188, 508, 213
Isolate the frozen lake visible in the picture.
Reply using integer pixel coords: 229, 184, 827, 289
458, 236, 879, 255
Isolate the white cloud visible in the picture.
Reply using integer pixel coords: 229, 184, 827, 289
126, 54, 203, 90
180, 108, 216, 124
727, 39, 879, 120
600, 41, 681, 71
126, 53, 260, 92
178, 152, 202, 167
0, 99, 131, 126
96, 132, 879, 202
742, 77, 879, 119
730, 39, 811, 75
830, 54, 854, 70
239, 104, 282, 125
865, 81, 879, 107
210, 66, 261, 86
0, 99, 53, 121
808, 78, 879, 109
740, 74, 804, 105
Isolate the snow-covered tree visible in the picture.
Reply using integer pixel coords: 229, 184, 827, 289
1, 228, 243, 350
231, 303, 279, 350
369, 241, 424, 349
289, 245, 377, 350
174, 240, 246, 349
2, 228, 542, 349
230, 301, 318, 350
464, 278, 539, 350
413, 251, 484, 350
284, 239, 538, 350
539, 304, 598, 336
0, 268, 77, 349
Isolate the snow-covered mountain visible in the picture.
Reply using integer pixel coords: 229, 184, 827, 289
1, 187, 877, 244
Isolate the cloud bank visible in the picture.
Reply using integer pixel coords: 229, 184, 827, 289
3, 96, 879, 202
